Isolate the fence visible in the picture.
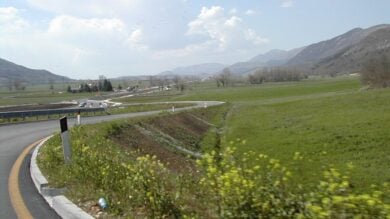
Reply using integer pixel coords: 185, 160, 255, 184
0, 107, 106, 121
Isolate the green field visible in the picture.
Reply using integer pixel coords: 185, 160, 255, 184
117, 76, 390, 190
222, 86, 390, 191
0, 84, 94, 106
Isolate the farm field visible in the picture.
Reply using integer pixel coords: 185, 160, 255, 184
0, 83, 98, 106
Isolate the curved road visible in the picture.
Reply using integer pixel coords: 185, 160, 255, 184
0, 101, 222, 218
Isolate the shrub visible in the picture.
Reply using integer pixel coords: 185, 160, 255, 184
361, 54, 390, 88
197, 147, 305, 218
198, 147, 390, 218
38, 126, 180, 217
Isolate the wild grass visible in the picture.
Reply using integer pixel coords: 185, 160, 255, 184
224, 88, 390, 191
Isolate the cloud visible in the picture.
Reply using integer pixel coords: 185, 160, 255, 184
281, 0, 294, 8
229, 8, 237, 14
26, 0, 138, 16
0, 10, 152, 78
0, 7, 30, 33
187, 6, 268, 49
151, 5, 269, 64
245, 9, 256, 16
0, 3, 271, 77
245, 29, 269, 45
48, 16, 126, 36
153, 41, 214, 59
127, 28, 149, 50
46, 15, 133, 53
128, 29, 143, 44
224, 16, 242, 27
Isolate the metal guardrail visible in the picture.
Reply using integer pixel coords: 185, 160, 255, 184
0, 107, 106, 119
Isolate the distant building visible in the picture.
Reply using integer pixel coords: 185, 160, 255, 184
70, 88, 81, 93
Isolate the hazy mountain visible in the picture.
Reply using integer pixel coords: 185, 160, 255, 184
286, 24, 390, 73
227, 47, 305, 75
249, 48, 305, 63
224, 24, 390, 76
0, 58, 72, 85
227, 61, 265, 76
159, 63, 226, 76
114, 75, 151, 81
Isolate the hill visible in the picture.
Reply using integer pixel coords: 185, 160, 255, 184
286, 24, 390, 74
225, 24, 390, 76
227, 47, 305, 75
0, 58, 72, 85
159, 63, 225, 76
312, 27, 390, 75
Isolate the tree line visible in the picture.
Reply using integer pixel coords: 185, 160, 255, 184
5, 79, 27, 91
67, 79, 113, 93
213, 67, 308, 87
248, 68, 308, 84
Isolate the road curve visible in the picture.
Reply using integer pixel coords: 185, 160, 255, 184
0, 101, 223, 218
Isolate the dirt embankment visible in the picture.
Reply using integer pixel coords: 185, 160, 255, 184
110, 112, 212, 172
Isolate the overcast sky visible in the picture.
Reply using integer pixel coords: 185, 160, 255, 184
1, 0, 390, 79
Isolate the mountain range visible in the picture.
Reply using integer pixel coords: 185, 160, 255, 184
0, 58, 72, 85
286, 24, 390, 75
226, 47, 305, 75
160, 24, 390, 77
159, 63, 226, 77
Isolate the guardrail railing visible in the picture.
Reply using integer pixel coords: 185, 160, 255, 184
0, 107, 106, 120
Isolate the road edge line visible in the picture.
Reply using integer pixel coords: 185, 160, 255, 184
8, 138, 46, 219
30, 135, 94, 219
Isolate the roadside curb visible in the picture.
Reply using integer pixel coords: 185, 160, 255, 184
30, 136, 94, 219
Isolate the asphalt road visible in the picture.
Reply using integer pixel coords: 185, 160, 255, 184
0, 101, 223, 218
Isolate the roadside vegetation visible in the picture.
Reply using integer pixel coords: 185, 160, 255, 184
38, 76, 390, 218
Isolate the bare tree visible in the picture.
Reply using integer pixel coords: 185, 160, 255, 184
173, 75, 181, 90
222, 68, 232, 86
163, 76, 169, 89
216, 68, 232, 87
13, 79, 24, 90
157, 78, 164, 90
248, 70, 265, 84
248, 67, 306, 84
122, 80, 129, 90
361, 54, 390, 88
6, 78, 13, 91
149, 76, 157, 87
49, 78, 54, 93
